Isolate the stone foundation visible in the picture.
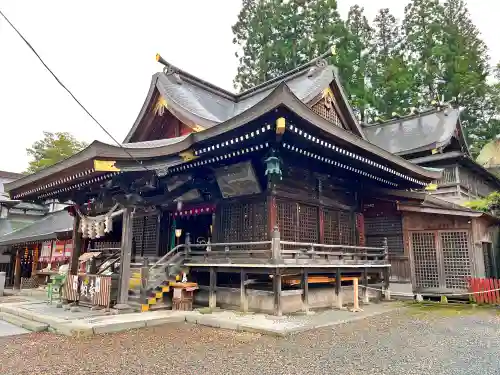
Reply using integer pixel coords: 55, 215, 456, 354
194, 286, 381, 314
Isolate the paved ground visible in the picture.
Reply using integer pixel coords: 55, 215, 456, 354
0, 305, 499, 375
0, 320, 28, 337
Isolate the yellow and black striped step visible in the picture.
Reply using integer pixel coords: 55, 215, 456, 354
140, 284, 170, 312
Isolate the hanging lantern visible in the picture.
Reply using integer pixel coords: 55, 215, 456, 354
264, 150, 282, 183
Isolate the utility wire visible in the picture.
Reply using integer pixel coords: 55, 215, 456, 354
0, 9, 150, 172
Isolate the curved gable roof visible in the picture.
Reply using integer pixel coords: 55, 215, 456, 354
124, 56, 366, 143
363, 107, 467, 156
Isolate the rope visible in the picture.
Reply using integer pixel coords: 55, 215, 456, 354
359, 284, 500, 298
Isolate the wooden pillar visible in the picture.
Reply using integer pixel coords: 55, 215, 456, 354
382, 237, 390, 300
352, 277, 361, 311
271, 226, 281, 262
240, 269, 247, 312
274, 269, 282, 316
116, 208, 133, 308
209, 267, 217, 309
335, 267, 343, 309
267, 192, 277, 239
31, 245, 39, 276
13, 248, 21, 290
140, 258, 150, 305
69, 213, 82, 275
362, 267, 369, 303
301, 268, 309, 313
317, 178, 324, 243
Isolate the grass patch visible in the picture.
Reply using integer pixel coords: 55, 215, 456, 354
404, 301, 499, 317
196, 307, 217, 314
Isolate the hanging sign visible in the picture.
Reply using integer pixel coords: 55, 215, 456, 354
93, 160, 120, 172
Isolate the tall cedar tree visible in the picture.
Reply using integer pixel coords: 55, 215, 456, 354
232, 0, 344, 91
369, 8, 417, 117
335, 5, 373, 121
232, 0, 499, 154
402, 0, 492, 153
401, 0, 444, 106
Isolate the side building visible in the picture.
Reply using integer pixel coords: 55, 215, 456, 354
363, 108, 500, 294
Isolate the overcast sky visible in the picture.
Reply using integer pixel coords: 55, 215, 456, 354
0, 0, 497, 173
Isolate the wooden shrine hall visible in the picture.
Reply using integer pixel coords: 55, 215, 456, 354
3, 54, 442, 314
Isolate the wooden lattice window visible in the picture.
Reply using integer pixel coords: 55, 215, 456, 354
440, 231, 471, 289
339, 211, 355, 245
277, 201, 298, 242
322, 208, 356, 245
277, 201, 318, 243
298, 204, 319, 243
411, 232, 439, 289
311, 100, 343, 128
365, 216, 404, 253
323, 208, 340, 245
132, 214, 159, 258
217, 201, 267, 243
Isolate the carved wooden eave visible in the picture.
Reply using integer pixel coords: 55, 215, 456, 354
123, 57, 366, 144
5, 83, 442, 201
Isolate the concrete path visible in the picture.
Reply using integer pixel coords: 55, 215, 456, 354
0, 294, 402, 337
185, 302, 401, 336
0, 320, 29, 337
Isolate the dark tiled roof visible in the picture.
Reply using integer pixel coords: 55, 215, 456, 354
0, 209, 73, 246
0, 170, 24, 180
153, 64, 332, 127
124, 56, 365, 143
0, 219, 37, 237
363, 108, 461, 156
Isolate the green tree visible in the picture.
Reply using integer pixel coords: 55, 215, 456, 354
369, 8, 416, 117
401, 0, 444, 105
401, 0, 493, 152
468, 65, 500, 157
232, 0, 344, 91
26, 132, 88, 173
335, 5, 373, 121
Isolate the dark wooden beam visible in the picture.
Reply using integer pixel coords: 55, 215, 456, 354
209, 266, 217, 309
13, 249, 21, 290
301, 268, 309, 313
240, 269, 247, 312
69, 213, 82, 275
274, 268, 282, 316
116, 208, 133, 309
335, 267, 342, 309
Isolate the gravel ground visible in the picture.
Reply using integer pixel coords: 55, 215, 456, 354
0, 307, 499, 375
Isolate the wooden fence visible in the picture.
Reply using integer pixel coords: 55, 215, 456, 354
468, 277, 500, 304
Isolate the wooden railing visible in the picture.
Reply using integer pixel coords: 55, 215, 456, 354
131, 228, 390, 268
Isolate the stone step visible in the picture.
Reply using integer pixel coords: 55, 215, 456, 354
0, 312, 48, 332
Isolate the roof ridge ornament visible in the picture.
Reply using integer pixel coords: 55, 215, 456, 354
307, 58, 328, 78
156, 53, 183, 84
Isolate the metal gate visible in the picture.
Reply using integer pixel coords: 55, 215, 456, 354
410, 230, 472, 291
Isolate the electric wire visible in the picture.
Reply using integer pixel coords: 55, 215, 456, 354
0, 9, 150, 172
